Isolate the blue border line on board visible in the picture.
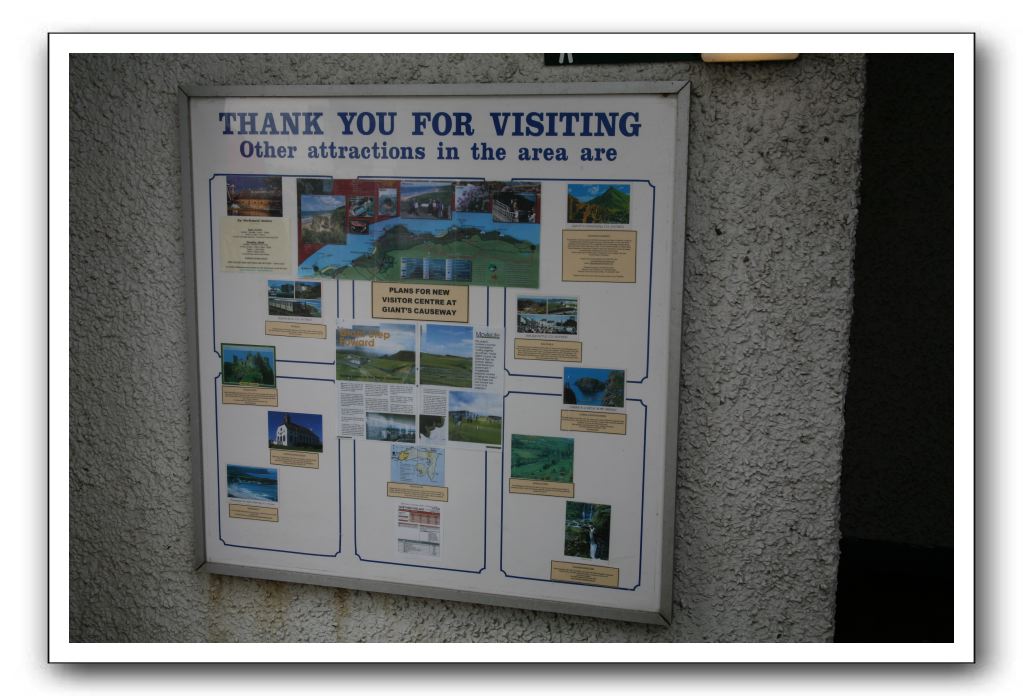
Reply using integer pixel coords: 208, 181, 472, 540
277, 375, 335, 383
278, 359, 336, 366
505, 178, 654, 384
213, 373, 341, 558
352, 438, 487, 574
498, 391, 647, 591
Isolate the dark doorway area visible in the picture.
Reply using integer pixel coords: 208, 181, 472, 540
835, 53, 955, 642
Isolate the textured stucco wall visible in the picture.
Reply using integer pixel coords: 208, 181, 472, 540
69, 53, 864, 642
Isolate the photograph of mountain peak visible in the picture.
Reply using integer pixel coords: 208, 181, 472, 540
567, 183, 631, 224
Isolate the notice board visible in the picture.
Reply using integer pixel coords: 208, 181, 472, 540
181, 82, 689, 624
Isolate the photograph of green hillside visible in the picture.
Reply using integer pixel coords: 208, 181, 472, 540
510, 434, 574, 483
336, 324, 415, 384
222, 344, 276, 387
420, 324, 473, 388
567, 184, 631, 224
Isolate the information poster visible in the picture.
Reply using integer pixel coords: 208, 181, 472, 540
184, 82, 689, 624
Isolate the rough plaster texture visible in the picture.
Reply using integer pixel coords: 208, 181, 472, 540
70, 53, 864, 642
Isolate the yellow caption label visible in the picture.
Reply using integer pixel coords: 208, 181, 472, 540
550, 561, 620, 588
270, 449, 320, 469
222, 385, 278, 407
386, 482, 450, 502
562, 229, 637, 283
265, 321, 327, 339
228, 504, 279, 522
560, 410, 627, 435
508, 479, 575, 498
372, 282, 469, 323
513, 338, 582, 362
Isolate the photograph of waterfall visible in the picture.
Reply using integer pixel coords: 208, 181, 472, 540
564, 501, 611, 561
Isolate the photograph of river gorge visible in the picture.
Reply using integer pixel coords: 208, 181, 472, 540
563, 367, 625, 408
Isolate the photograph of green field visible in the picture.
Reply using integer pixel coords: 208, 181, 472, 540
420, 324, 473, 388
448, 390, 502, 445
510, 434, 574, 483
336, 324, 415, 384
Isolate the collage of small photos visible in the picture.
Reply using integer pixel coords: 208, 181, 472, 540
217, 172, 638, 579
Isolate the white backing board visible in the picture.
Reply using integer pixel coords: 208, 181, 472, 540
181, 82, 689, 624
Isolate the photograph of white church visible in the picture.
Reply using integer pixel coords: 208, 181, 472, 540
267, 411, 323, 453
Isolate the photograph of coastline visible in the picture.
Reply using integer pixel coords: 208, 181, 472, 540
226, 175, 283, 217
517, 296, 578, 335
564, 501, 611, 561
420, 324, 473, 388
563, 367, 625, 408
226, 465, 279, 503
567, 183, 630, 224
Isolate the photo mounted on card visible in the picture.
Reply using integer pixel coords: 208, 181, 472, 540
221, 343, 278, 406
268, 411, 322, 469
226, 464, 280, 522
562, 367, 625, 409
517, 295, 578, 336
567, 183, 631, 225
509, 434, 575, 497
564, 501, 611, 561
267, 280, 322, 318
226, 175, 282, 217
